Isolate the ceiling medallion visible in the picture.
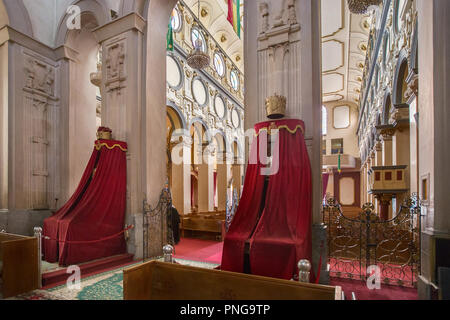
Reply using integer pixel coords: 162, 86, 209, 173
347, 0, 382, 15
187, 38, 210, 70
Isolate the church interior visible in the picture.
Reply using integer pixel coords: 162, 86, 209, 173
0, 0, 449, 302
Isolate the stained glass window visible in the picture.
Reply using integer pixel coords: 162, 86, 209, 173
191, 28, 206, 53
171, 8, 182, 32
214, 52, 225, 77
230, 69, 240, 91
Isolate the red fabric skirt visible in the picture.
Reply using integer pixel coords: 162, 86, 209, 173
43, 140, 127, 266
221, 119, 313, 280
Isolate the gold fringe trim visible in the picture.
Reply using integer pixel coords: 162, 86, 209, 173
95, 142, 128, 152
255, 124, 305, 136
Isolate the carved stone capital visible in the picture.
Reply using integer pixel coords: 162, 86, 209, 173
375, 142, 382, 152
376, 125, 395, 140
405, 73, 419, 100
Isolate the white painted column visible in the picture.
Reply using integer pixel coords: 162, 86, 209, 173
0, 41, 8, 215
417, 0, 450, 299
171, 141, 191, 215
382, 134, 393, 166
216, 162, 228, 212
94, 13, 148, 258
198, 149, 214, 213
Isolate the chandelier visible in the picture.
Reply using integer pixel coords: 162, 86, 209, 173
187, 38, 210, 70
347, 0, 382, 15
186, 0, 210, 70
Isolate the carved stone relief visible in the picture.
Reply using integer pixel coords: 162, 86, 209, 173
23, 54, 58, 210
105, 41, 126, 94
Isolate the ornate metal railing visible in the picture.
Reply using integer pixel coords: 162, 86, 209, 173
143, 187, 173, 261
323, 194, 421, 287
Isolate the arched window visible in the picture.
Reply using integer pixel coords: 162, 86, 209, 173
322, 106, 327, 135
170, 8, 182, 32
213, 52, 225, 77
395, 0, 407, 32
191, 27, 206, 53
396, 60, 409, 104
230, 69, 240, 91
383, 33, 390, 67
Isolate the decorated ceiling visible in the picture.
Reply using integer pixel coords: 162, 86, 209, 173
184, 0, 244, 72
321, 0, 371, 105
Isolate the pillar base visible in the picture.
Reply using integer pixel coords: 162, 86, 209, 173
418, 275, 439, 300
1, 209, 53, 236
126, 212, 143, 260
0, 209, 8, 231
312, 223, 329, 285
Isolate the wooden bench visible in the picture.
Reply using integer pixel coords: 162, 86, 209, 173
0, 232, 39, 299
182, 213, 226, 241
123, 261, 342, 300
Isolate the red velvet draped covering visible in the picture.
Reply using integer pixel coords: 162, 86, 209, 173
43, 140, 128, 266
220, 135, 266, 273
221, 119, 312, 281
42, 149, 99, 263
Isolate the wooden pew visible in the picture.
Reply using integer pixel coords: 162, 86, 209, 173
123, 261, 342, 300
181, 212, 226, 240
0, 233, 39, 299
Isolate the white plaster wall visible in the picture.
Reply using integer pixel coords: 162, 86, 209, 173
66, 29, 99, 194
323, 101, 360, 158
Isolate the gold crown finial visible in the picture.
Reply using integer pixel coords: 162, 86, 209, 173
265, 94, 286, 119
97, 127, 113, 140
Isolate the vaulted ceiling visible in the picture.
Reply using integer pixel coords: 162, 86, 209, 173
183, 0, 370, 99
321, 0, 371, 106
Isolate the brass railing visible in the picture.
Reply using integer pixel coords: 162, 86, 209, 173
323, 195, 421, 287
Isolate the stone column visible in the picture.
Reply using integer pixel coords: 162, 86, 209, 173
326, 170, 334, 198
361, 163, 367, 204
373, 143, 383, 211
216, 162, 228, 212
369, 153, 376, 204
171, 140, 191, 215
374, 142, 383, 166
244, 0, 325, 283
198, 149, 214, 213
94, 13, 147, 258
393, 128, 410, 209
417, 0, 450, 299
0, 27, 61, 235
408, 95, 419, 194
232, 163, 243, 198
0, 40, 9, 230
381, 134, 393, 166
375, 194, 391, 221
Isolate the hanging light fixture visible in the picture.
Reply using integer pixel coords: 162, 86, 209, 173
187, 0, 210, 70
347, 0, 382, 15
